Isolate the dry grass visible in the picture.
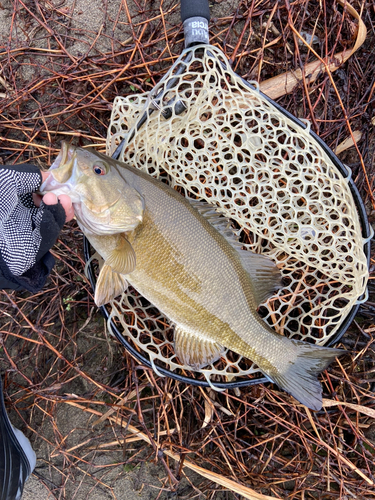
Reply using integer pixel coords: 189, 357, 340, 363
0, 1, 374, 499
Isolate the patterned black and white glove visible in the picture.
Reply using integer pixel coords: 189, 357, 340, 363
0, 164, 66, 293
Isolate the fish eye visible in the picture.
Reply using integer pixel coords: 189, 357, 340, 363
93, 163, 107, 175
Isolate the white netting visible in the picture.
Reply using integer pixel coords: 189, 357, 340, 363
102, 44, 368, 384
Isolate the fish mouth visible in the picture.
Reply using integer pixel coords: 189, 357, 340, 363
39, 142, 80, 201
50, 141, 74, 171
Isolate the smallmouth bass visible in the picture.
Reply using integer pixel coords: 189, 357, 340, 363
41, 143, 344, 410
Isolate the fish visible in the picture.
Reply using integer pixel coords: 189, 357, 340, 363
41, 142, 344, 410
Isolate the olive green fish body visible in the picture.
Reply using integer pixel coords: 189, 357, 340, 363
116, 167, 287, 371
41, 144, 344, 410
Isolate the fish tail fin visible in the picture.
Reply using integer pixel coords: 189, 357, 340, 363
266, 341, 344, 410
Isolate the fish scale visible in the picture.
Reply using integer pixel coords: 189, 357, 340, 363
126, 177, 260, 338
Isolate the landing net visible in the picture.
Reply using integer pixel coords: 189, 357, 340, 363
101, 45, 369, 385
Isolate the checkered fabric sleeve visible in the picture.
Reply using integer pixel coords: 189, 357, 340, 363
0, 164, 66, 292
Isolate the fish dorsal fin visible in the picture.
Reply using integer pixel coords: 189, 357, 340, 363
189, 199, 282, 305
174, 326, 224, 370
95, 264, 128, 306
106, 235, 136, 275
189, 199, 237, 240
237, 250, 282, 306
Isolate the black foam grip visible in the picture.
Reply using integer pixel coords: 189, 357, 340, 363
181, 0, 210, 22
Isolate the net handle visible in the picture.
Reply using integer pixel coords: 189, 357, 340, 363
181, 0, 210, 22
181, 0, 210, 47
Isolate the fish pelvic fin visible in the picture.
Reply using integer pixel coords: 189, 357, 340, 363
268, 341, 345, 411
95, 263, 128, 306
174, 326, 225, 370
106, 236, 136, 275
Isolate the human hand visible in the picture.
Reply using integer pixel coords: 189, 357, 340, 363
0, 164, 74, 293
33, 172, 75, 222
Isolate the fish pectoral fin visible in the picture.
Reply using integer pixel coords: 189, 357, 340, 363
95, 264, 128, 306
238, 251, 282, 306
174, 326, 224, 370
106, 236, 136, 275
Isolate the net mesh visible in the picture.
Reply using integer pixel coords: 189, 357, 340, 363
102, 45, 368, 384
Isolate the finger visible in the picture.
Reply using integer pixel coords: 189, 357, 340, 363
58, 194, 74, 222
42, 192, 58, 205
64, 205, 75, 222
41, 171, 50, 183
57, 194, 72, 213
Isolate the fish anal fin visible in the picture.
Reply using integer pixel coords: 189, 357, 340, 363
95, 264, 128, 306
268, 341, 344, 410
106, 236, 136, 275
174, 326, 224, 370
238, 251, 282, 305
